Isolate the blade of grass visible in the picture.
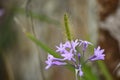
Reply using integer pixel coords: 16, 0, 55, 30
26, 33, 61, 58
81, 64, 99, 80
97, 61, 112, 80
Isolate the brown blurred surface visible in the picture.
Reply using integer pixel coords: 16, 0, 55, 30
98, 0, 120, 80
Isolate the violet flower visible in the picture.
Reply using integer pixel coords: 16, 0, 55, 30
71, 39, 79, 52
45, 54, 66, 69
89, 46, 105, 61
56, 43, 66, 53
61, 49, 74, 61
45, 39, 105, 77
64, 39, 79, 53
79, 40, 92, 52
64, 41, 71, 48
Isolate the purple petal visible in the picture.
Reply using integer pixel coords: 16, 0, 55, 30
52, 61, 67, 65
45, 64, 51, 69
71, 39, 79, 52
79, 70, 83, 77
64, 41, 71, 48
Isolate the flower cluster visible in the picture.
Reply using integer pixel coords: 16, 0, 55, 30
45, 39, 105, 77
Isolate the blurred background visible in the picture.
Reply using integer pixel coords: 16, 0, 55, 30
0, 0, 120, 80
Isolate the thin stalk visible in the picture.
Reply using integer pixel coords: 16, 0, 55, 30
75, 69, 79, 80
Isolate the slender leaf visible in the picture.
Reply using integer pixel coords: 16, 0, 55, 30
81, 64, 99, 80
97, 61, 112, 80
26, 33, 61, 58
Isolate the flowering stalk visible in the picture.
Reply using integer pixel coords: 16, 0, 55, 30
64, 14, 72, 41
45, 39, 105, 80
